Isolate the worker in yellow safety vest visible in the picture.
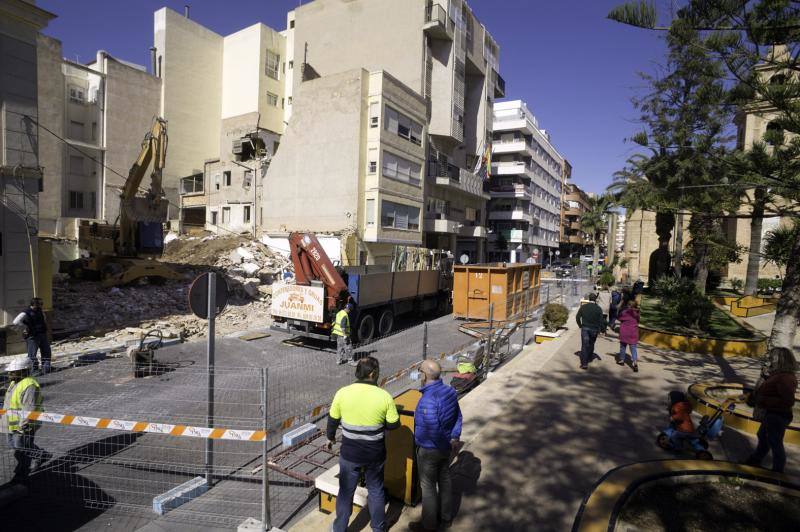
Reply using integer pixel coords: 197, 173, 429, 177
326, 356, 400, 532
332, 303, 354, 366
2, 357, 46, 482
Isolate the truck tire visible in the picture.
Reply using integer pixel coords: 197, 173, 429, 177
356, 313, 375, 344
378, 309, 394, 337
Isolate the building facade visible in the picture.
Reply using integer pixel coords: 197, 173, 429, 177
489, 100, 563, 263
560, 183, 592, 256
258, 0, 499, 265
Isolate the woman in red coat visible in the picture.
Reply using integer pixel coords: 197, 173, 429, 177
616, 300, 641, 372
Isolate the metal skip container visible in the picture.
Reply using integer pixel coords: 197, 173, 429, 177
452, 263, 541, 321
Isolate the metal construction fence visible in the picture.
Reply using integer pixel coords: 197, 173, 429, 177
1, 275, 594, 529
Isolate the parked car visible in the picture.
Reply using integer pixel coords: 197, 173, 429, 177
580, 255, 593, 262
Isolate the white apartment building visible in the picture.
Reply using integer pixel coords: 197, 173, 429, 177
490, 100, 564, 263
261, 0, 500, 265
155, 7, 287, 234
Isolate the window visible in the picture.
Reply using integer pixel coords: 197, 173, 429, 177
385, 106, 423, 145
181, 174, 204, 194
381, 201, 420, 231
265, 50, 280, 80
382, 151, 421, 186
465, 207, 477, 222
288, 60, 293, 69
287, 96, 293, 105
214, 174, 221, 190
366, 199, 375, 225
69, 120, 84, 139
211, 210, 218, 225
69, 86, 85, 103
69, 155, 84, 175
243, 170, 253, 188
69, 190, 84, 210
369, 102, 379, 128
289, 19, 295, 29
766, 121, 784, 145
222, 207, 231, 223
368, 161, 377, 174
223, 171, 232, 187
243, 205, 251, 223
267, 91, 279, 107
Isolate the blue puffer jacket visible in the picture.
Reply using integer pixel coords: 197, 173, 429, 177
414, 380, 462, 453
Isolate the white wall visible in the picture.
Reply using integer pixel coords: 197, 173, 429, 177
222, 25, 261, 119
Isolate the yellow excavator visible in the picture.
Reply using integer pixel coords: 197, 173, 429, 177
69, 117, 183, 287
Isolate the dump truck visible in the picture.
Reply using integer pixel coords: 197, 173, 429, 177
270, 233, 452, 343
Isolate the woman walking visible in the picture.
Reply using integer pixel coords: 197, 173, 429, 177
745, 347, 797, 473
616, 300, 640, 372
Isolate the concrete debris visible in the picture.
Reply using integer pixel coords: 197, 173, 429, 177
164, 232, 179, 244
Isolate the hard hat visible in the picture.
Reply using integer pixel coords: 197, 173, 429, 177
4, 358, 32, 372
345, 303, 354, 311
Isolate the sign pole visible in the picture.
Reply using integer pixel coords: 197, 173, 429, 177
205, 272, 216, 485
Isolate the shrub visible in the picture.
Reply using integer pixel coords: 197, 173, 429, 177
729, 278, 743, 293
570, 257, 580, 267
542, 303, 569, 332
598, 271, 615, 289
673, 292, 714, 330
653, 275, 695, 305
757, 278, 783, 294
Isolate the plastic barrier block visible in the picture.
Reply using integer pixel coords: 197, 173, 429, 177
152, 476, 208, 515
282, 423, 318, 448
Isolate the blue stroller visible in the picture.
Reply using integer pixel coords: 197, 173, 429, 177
656, 391, 736, 460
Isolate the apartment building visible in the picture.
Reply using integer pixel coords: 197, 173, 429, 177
1, 0, 55, 354
156, 7, 287, 234
37, 37, 162, 248
489, 100, 564, 263
560, 182, 592, 256
261, 0, 500, 265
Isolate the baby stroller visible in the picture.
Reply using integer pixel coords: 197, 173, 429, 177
656, 391, 736, 460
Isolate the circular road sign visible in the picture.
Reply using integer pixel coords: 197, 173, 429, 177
189, 272, 229, 319
459, 253, 470, 265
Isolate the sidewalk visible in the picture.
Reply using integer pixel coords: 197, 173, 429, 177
292, 299, 798, 531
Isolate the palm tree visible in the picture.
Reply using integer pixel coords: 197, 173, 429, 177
580, 194, 615, 275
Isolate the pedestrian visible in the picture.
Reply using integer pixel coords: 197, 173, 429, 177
632, 279, 645, 298
744, 347, 797, 473
575, 293, 607, 370
332, 303, 354, 365
410, 360, 462, 532
3, 358, 45, 483
608, 289, 622, 329
326, 357, 400, 532
13, 297, 52, 375
616, 300, 641, 372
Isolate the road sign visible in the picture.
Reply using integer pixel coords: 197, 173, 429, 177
189, 272, 229, 319
459, 253, 469, 265
555, 250, 560, 256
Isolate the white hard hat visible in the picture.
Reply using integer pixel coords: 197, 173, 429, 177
4, 358, 32, 372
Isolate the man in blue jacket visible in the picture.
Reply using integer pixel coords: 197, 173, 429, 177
411, 360, 462, 531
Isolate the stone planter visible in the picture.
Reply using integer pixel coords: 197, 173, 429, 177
534, 326, 566, 344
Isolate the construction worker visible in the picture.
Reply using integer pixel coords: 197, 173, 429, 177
3, 358, 45, 482
326, 357, 400, 532
332, 303, 354, 365
13, 297, 52, 374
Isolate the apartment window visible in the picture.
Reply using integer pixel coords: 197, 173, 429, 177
465, 207, 477, 222
211, 210, 218, 225
384, 106, 422, 145
243, 205, 251, 223
289, 19, 295, 29
69, 190, 84, 210
243, 170, 253, 188
223, 171, 232, 187
368, 161, 377, 174
288, 60, 294, 69
69, 86, 85, 103
366, 199, 375, 225
69, 155, 84, 175
267, 91, 279, 107
222, 206, 231, 223
265, 50, 281, 80
382, 151, 421, 186
214, 174, 221, 190
288, 96, 293, 105
181, 174, 204, 194
381, 201, 420, 231
69, 120, 84, 139
369, 102, 379, 128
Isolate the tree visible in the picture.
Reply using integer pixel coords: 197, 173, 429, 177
580, 194, 614, 275
763, 220, 800, 268
608, 0, 800, 347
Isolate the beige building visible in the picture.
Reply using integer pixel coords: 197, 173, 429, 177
261, 0, 499, 265
561, 183, 592, 255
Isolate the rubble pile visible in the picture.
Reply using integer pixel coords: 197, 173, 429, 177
50, 233, 295, 353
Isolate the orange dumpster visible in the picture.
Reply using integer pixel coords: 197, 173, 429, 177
453, 263, 541, 321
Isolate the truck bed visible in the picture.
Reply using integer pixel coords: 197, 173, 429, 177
347, 270, 442, 308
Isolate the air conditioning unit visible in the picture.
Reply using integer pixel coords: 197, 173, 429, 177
232, 139, 244, 155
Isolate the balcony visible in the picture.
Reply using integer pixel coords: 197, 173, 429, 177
498, 229, 528, 244
424, 3, 453, 41
490, 183, 532, 199
492, 139, 526, 155
180, 173, 204, 196
491, 161, 527, 176
425, 217, 487, 238
493, 70, 505, 98
427, 162, 491, 199
489, 209, 533, 222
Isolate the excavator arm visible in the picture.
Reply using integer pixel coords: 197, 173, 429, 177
288, 232, 349, 312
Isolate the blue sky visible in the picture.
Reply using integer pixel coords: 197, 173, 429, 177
37, 0, 665, 194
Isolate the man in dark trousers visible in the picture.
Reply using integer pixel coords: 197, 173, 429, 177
576, 293, 607, 370
326, 357, 400, 532
13, 298, 51, 375
410, 359, 462, 531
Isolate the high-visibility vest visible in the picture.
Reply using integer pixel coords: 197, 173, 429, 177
5, 377, 42, 432
330, 383, 399, 443
332, 310, 350, 337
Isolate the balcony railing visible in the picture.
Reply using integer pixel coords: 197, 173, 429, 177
424, 3, 454, 40
493, 69, 505, 97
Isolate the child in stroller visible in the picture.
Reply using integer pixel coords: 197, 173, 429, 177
656, 390, 735, 460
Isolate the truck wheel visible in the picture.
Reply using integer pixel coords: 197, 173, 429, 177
378, 310, 394, 337
356, 314, 375, 344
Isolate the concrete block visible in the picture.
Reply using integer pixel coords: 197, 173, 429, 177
152, 476, 208, 515
237, 517, 284, 531
282, 422, 318, 448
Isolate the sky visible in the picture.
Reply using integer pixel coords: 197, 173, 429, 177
36, 0, 666, 194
